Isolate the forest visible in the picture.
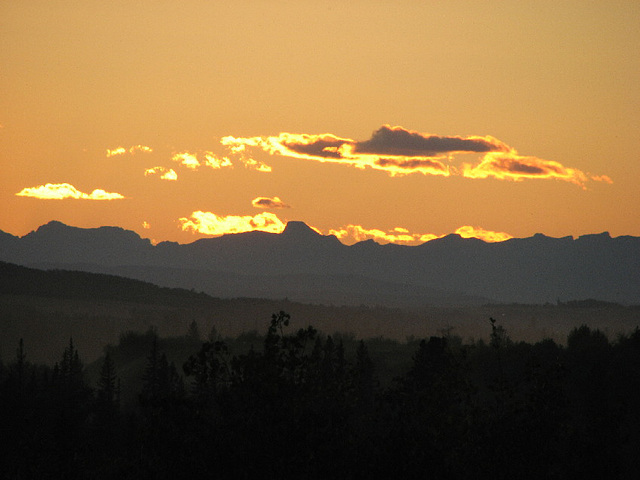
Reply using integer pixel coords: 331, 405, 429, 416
2, 310, 640, 479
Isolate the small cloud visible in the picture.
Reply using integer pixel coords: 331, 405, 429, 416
454, 226, 513, 243
590, 174, 613, 184
179, 211, 286, 236
251, 196, 291, 209
145, 166, 178, 181
142, 221, 151, 229
106, 145, 152, 157
106, 147, 127, 157
217, 138, 273, 172
241, 157, 272, 172
171, 151, 239, 171
161, 169, 178, 181
16, 183, 125, 200
203, 152, 233, 169
130, 145, 152, 154
172, 152, 201, 170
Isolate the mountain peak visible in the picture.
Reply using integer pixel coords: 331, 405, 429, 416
36, 220, 68, 232
281, 221, 320, 238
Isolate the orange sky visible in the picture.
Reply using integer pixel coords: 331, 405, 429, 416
2, 1, 639, 245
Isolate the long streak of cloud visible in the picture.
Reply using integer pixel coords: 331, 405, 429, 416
16, 183, 125, 200
329, 225, 439, 245
330, 224, 512, 245
221, 125, 609, 185
179, 211, 286, 236
170, 150, 270, 172
461, 152, 589, 186
177, 208, 513, 245
221, 129, 450, 177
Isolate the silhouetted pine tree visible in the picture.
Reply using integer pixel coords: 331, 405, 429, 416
95, 352, 119, 421
50, 338, 92, 479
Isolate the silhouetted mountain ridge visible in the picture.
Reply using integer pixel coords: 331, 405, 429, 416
0, 260, 212, 307
1, 221, 638, 305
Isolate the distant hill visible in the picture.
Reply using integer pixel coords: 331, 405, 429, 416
2, 259, 639, 366
0, 261, 213, 307
1, 220, 639, 305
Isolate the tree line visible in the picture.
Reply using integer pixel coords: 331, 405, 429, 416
2, 312, 640, 479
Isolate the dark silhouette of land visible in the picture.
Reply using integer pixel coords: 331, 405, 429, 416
2, 308, 640, 478
1, 220, 638, 305
2, 260, 640, 477
2, 260, 639, 366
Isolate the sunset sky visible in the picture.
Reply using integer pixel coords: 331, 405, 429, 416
2, 1, 639, 245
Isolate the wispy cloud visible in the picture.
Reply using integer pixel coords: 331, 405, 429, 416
221, 125, 609, 185
329, 225, 439, 245
16, 183, 125, 200
461, 152, 591, 186
221, 129, 450, 177
106, 147, 127, 157
144, 166, 178, 181
179, 211, 286, 236
589, 174, 613, 184
203, 152, 233, 169
172, 152, 201, 170
454, 225, 513, 243
176, 210, 513, 245
252, 196, 291, 209
329, 224, 512, 245
170, 150, 269, 173
106, 145, 152, 157
240, 157, 272, 173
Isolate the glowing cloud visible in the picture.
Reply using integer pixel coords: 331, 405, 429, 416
106, 145, 152, 157
106, 147, 126, 157
240, 157, 272, 172
171, 151, 239, 171
130, 145, 153, 154
589, 174, 613, 184
179, 211, 286, 236
16, 183, 125, 200
203, 152, 233, 169
354, 125, 511, 156
221, 125, 609, 184
461, 152, 591, 186
454, 226, 513, 243
329, 225, 439, 246
144, 166, 178, 181
172, 152, 200, 170
161, 170, 178, 181
328, 224, 513, 245
252, 196, 291, 209
221, 129, 450, 177
142, 221, 151, 229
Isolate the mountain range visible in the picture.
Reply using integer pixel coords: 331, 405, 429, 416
1, 220, 638, 306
